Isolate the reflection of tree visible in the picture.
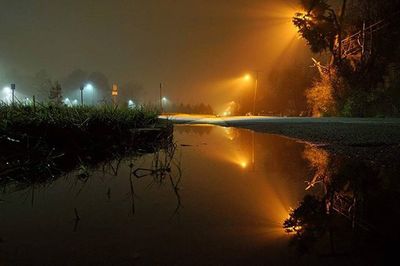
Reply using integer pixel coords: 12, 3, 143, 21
284, 195, 327, 253
285, 144, 400, 260
303, 145, 330, 190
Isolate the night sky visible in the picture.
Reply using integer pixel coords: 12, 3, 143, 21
0, 0, 303, 107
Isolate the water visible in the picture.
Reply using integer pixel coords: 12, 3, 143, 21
0, 125, 398, 265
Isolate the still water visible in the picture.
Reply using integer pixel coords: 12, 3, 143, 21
0, 125, 398, 265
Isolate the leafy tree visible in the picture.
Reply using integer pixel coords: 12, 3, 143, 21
49, 81, 63, 105
293, 0, 346, 62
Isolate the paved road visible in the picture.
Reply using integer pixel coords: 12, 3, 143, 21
159, 114, 400, 145
159, 114, 400, 126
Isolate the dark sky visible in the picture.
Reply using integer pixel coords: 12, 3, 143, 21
0, 0, 303, 108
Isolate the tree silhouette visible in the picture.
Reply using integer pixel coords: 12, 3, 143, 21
49, 81, 63, 105
293, 0, 343, 60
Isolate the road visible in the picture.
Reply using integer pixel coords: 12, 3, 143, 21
159, 114, 400, 145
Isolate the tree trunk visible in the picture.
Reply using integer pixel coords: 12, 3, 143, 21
337, 0, 348, 63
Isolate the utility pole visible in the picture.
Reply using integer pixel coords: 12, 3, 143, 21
80, 86, 84, 106
253, 71, 262, 116
159, 83, 163, 113
10, 84, 16, 105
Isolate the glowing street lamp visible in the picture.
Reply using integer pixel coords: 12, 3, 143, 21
63, 98, 72, 107
161, 97, 168, 112
240, 161, 248, 169
243, 71, 262, 115
80, 83, 94, 106
84, 83, 94, 91
128, 99, 135, 109
85, 83, 94, 105
2, 86, 11, 100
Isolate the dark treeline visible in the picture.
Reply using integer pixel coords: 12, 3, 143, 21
1, 68, 146, 105
166, 102, 214, 115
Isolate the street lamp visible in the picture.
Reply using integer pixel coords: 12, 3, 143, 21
11, 84, 15, 104
128, 99, 135, 109
80, 86, 84, 106
64, 98, 72, 107
84, 83, 94, 105
2, 86, 12, 103
161, 97, 168, 112
80, 83, 94, 106
243, 71, 262, 115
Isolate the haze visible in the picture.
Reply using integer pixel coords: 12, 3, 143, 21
0, 0, 304, 108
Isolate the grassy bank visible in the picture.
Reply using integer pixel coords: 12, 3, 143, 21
0, 103, 173, 182
0, 103, 161, 137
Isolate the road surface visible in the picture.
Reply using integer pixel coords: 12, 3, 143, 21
159, 114, 400, 146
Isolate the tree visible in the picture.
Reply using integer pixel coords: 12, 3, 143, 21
49, 81, 63, 105
61, 69, 88, 95
87, 72, 110, 104
33, 70, 52, 101
293, 0, 343, 62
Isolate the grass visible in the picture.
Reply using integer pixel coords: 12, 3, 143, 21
0, 102, 173, 183
0, 102, 161, 136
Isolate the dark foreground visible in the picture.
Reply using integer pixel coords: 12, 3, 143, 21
0, 125, 399, 265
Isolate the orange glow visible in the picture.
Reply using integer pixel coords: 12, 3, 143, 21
240, 161, 248, 169
174, 126, 306, 239
243, 74, 251, 81
223, 127, 237, 141
303, 145, 330, 190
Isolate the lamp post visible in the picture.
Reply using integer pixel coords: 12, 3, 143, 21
11, 84, 15, 105
159, 83, 163, 113
84, 83, 94, 105
161, 97, 168, 113
244, 71, 262, 116
80, 86, 84, 106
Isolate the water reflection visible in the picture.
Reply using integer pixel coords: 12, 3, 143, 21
1, 125, 396, 264
175, 125, 307, 238
285, 144, 400, 263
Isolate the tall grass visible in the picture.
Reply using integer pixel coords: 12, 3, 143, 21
0, 102, 172, 184
0, 102, 161, 135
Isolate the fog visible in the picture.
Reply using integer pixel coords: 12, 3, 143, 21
0, 0, 311, 111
